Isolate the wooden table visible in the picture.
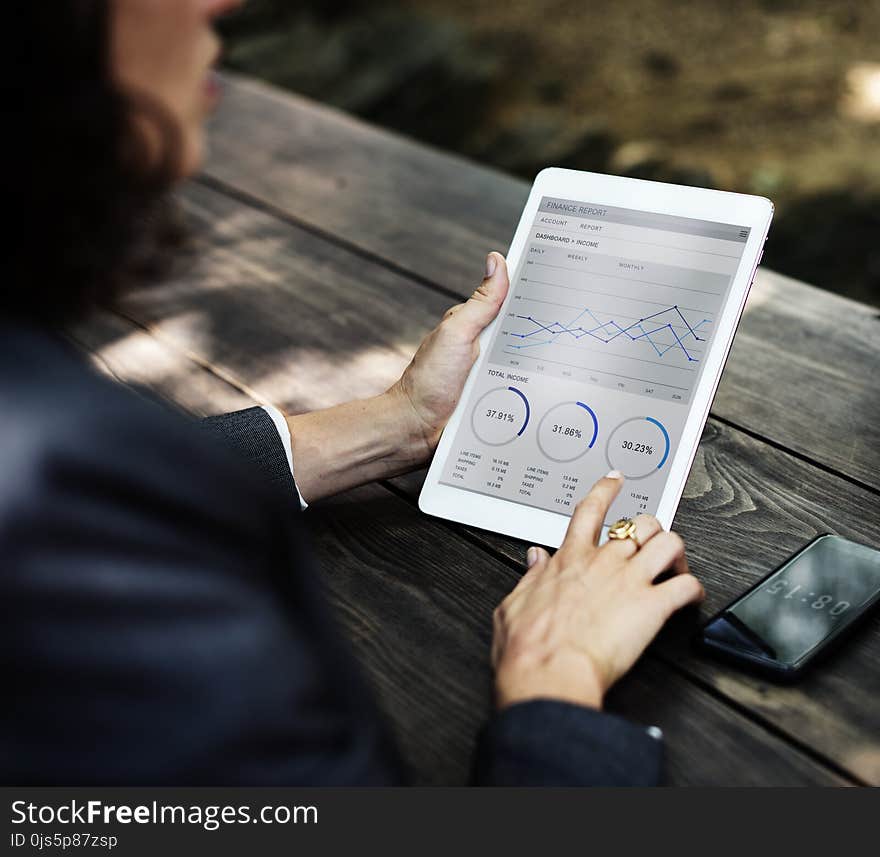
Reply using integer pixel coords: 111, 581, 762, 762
75, 74, 880, 786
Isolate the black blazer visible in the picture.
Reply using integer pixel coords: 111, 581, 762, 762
1, 319, 662, 785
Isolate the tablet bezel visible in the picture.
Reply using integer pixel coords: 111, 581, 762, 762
418, 168, 773, 548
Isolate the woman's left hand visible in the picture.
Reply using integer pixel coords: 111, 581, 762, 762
286, 253, 508, 503
388, 252, 510, 458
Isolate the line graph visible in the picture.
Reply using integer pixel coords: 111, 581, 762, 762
508, 304, 711, 363
487, 244, 731, 402
492, 270, 722, 402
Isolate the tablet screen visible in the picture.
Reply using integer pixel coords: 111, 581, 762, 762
440, 196, 751, 523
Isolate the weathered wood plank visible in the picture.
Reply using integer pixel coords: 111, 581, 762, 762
203, 73, 880, 491
115, 182, 877, 782
203, 75, 523, 285
71, 313, 845, 784
121, 182, 449, 411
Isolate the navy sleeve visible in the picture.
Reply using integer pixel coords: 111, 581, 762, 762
200, 406, 299, 503
474, 700, 664, 786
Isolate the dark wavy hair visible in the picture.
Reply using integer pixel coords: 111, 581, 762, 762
4, 0, 181, 324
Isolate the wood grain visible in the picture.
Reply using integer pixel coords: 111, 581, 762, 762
121, 181, 452, 413
203, 75, 525, 288
69, 311, 254, 416
202, 73, 880, 491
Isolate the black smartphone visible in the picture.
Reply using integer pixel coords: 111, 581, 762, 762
696, 534, 880, 681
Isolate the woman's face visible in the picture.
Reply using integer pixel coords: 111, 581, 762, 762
112, 0, 243, 177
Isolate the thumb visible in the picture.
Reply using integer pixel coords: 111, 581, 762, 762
451, 252, 510, 340
520, 545, 551, 582
526, 545, 551, 570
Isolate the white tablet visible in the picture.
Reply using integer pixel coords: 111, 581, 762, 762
419, 168, 773, 548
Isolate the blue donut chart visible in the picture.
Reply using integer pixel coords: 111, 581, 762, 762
536, 399, 601, 463
470, 385, 532, 446
604, 415, 672, 479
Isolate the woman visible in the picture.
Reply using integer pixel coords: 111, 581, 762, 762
2, 0, 703, 785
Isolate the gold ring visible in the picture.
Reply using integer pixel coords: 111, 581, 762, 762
607, 517, 639, 548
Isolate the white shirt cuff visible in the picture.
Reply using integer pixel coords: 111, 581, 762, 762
261, 404, 308, 511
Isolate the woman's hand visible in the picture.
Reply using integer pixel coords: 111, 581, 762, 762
492, 472, 705, 710
285, 253, 508, 503
388, 252, 510, 458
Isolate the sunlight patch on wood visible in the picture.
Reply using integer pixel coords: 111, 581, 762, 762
253, 344, 412, 412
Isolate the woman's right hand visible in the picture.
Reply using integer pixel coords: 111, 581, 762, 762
491, 471, 705, 710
